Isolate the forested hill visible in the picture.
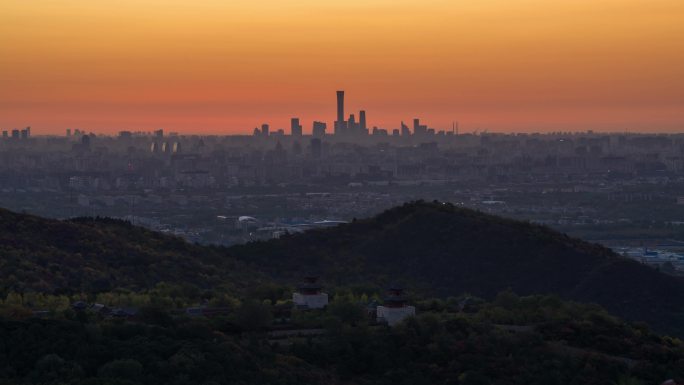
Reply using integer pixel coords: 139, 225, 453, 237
0, 208, 260, 294
3, 202, 684, 335
229, 201, 684, 335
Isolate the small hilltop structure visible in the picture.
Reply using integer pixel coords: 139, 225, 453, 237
376, 285, 415, 326
292, 275, 328, 309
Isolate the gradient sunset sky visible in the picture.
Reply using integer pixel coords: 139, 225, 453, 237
1, 0, 683, 135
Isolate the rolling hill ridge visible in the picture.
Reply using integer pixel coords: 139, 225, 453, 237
2, 201, 684, 335
229, 201, 684, 335
0, 208, 259, 294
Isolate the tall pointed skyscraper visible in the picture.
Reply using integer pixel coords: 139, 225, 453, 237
335, 90, 346, 135
359, 110, 367, 132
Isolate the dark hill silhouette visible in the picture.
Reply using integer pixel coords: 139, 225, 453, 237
229, 201, 684, 335
0, 208, 259, 294
2, 202, 684, 335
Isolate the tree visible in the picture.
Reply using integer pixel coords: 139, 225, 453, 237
138, 305, 174, 327
233, 301, 273, 331
98, 359, 143, 381
29, 354, 83, 383
328, 299, 365, 325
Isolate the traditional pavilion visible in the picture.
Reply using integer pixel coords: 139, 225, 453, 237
376, 285, 416, 326
292, 275, 329, 309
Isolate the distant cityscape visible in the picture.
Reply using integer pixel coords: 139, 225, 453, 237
1, 90, 460, 140
2, 91, 684, 271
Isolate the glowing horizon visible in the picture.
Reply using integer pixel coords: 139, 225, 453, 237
1, 0, 683, 135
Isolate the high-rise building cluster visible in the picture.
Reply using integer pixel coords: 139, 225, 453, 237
1, 126, 31, 140
333, 90, 368, 137
3, 90, 450, 141
250, 90, 451, 139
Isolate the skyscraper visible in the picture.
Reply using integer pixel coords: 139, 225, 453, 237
337, 91, 344, 125
312, 121, 326, 138
290, 118, 302, 136
359, 110, 367, 132
401, 121, 410, 136
261, 123, 270, 136
413, 118, 427, 136
335, 90, 346, 135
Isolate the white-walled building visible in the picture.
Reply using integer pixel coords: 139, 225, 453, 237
292, 276, 328, 309
376, 286, 415, 326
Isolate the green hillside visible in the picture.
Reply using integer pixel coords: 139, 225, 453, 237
1, 293, 684, 385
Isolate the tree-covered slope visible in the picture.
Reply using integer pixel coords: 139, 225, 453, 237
0, 209, 259, 294
1, 293, 684, 385
3, 201, 684, 335
229, 201, 684, 335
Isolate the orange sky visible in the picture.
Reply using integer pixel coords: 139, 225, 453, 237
1, 0, 683, 135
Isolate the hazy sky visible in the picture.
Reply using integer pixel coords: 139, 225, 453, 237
1, 0, 683, 134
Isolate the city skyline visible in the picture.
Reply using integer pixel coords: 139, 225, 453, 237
2, 0, 683, 135
4, 87, 684, 138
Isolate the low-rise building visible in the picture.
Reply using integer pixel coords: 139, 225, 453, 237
292, 275, 328, 309
376, 286, 415, 326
